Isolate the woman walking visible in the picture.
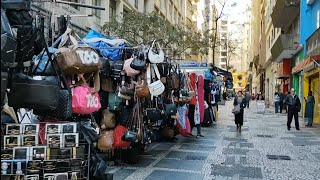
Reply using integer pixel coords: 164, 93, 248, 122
233, 91, 246, 132
304, 91, 315, 127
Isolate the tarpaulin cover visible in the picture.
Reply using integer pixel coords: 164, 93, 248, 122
82, 30, 128, 61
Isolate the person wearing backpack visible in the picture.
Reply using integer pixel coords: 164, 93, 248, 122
285, 88, 301, 131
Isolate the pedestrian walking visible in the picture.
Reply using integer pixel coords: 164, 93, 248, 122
245, 92, 251, 108
256, 92, 265, 100
283, 91, 288, 113
279, 92, 284, 113
304, 91, 315, 127
274, 92, 280, 113
233, 91, 246, 132
286, 88, 301, 131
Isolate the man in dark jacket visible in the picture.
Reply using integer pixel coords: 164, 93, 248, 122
285, 88, 301, 131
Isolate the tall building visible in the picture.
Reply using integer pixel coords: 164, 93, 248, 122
33, 0, 196, 38
218, 18, 228, 69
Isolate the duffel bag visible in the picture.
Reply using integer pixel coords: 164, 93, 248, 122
56, 28, 100, 75
8, 74, 60, 111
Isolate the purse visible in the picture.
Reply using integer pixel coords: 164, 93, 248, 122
165, 96, 177, 116
101, 109, 116, 129
111, 60, 124, 82
147, 64, 165, 99
56, 28, 100, 75
101, 78, 114, 92
135, 80, 150, 98
161, 126, 174, 139
123, 57, 140, 76
232, 106, 241, 114
130, 47, 147, 71
97, 130, 113, 151
72, 74, 101, 114
113, 125, 131, 148
148, 40, 164, 63
157, 62, 169, 77
122, 130, 138, 143
146, 108, 162, 123
100, 57, 112, 79
108, 92, 123, 111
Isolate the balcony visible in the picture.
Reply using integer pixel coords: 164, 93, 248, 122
271, 34, 302, 63
277, 59, 291, 79
271, 0, 300, 29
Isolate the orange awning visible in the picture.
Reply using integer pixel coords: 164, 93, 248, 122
292, 55, 320, 73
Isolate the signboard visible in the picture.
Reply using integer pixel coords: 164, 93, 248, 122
179, 62, 208, 67
256, 100, 265, 114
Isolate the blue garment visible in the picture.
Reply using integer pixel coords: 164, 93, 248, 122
204, 70, 214, 80
82, 30, 126, 61
305, 96, 315, 125
275, 101, 279, 113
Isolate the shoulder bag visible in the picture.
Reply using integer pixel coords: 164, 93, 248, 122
148, 40, 164, 63
56, 28, 100, 75
101, 109, 116, 129
147, 64, 165, 99
130, 46, 147, 71
123, 57, 140, 76
97, 130, 113, 151
108, 92, 123, 111
72, 73, 101, 114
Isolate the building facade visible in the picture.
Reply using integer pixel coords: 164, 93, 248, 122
218, 18, 229, 70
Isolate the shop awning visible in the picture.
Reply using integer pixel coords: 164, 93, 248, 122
292, 55, 320, 73
211, 66, 233, 80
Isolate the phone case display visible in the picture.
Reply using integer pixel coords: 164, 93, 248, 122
61, 123, 77, 133
13, 147, 29, 160
3, 135, 20, 149
63, 133, 79, 147
23, 124, 39, 135
6, 124, 21, 135
30, 146, 46, 161
47, 134, 63, 148
22, 135, 38, 146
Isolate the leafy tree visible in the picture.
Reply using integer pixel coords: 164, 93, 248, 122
102, 11, 216, 58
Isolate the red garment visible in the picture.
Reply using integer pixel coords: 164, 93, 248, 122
188, 73, 197, 105
198, 75, 205, 123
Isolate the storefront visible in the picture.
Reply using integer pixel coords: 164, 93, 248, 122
293, 55, 320, 124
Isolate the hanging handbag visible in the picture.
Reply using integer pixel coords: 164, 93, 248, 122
100, 57, 112, 79
122, 130, 138, 143
101, 109, 116, 129
56, 28, 100, 75
125, 100, 143, 142
157, 62, 169, 77
111, 59, 124, 82
113, 125, 131, 148
72, 74, 101, 114
108, 92, 122, 111
165, 95, 177, 116
130, 47, 147, 71
8, 73, 60, 111
161, 126, 174, 139
147, 64, 165, 99
123, 57, 140, 76
135, 79, 150, 98
148, 40, 164, 63
97, 130, 113, 151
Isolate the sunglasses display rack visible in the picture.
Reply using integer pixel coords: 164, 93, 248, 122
1, 122, 90, 180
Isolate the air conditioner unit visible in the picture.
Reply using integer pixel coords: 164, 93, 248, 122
307, 0, 315, 5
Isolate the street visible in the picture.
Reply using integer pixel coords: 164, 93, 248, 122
107, 101, 320, 180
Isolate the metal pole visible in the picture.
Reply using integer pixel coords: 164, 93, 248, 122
56, 0, 105, 10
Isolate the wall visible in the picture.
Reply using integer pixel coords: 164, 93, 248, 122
300, 0, 320, 55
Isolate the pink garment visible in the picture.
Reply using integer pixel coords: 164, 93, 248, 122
185, 108, 191, 134
198, 75, 205, 123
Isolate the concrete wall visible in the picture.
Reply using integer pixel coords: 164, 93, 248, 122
300, 0, 320, 55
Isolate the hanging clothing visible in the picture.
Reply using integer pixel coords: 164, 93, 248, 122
194, 85, 201, 125
198, 75, 205, 123
305, 95, 315, 126
188, 73, 197, 105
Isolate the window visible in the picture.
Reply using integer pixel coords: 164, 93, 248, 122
135, 0, 138, 9
221, 52, 227, 57
109, 0, 116, 21
92, 0, 101, 18
221, 58, 227, 63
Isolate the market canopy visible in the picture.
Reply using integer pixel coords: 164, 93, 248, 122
292, 55, 320, 73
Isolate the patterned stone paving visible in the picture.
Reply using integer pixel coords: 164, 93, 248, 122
106, 101, 320, 180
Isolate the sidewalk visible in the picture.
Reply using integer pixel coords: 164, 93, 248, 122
106, 100, 320, 180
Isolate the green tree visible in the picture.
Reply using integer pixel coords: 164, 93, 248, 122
102, 11, 215, 57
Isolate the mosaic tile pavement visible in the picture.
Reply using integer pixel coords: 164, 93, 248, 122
106, 101, 320, 180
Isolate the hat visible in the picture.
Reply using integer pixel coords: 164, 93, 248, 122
290, 88, 295, 92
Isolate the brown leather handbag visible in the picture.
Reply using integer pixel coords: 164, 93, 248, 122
101, 109, 116, 129
135, 80, 150, 98
56, 28, 100, 75
97, 130, 113, 151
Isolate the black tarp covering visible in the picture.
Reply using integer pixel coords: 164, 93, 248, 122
210, 66, 233, 80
